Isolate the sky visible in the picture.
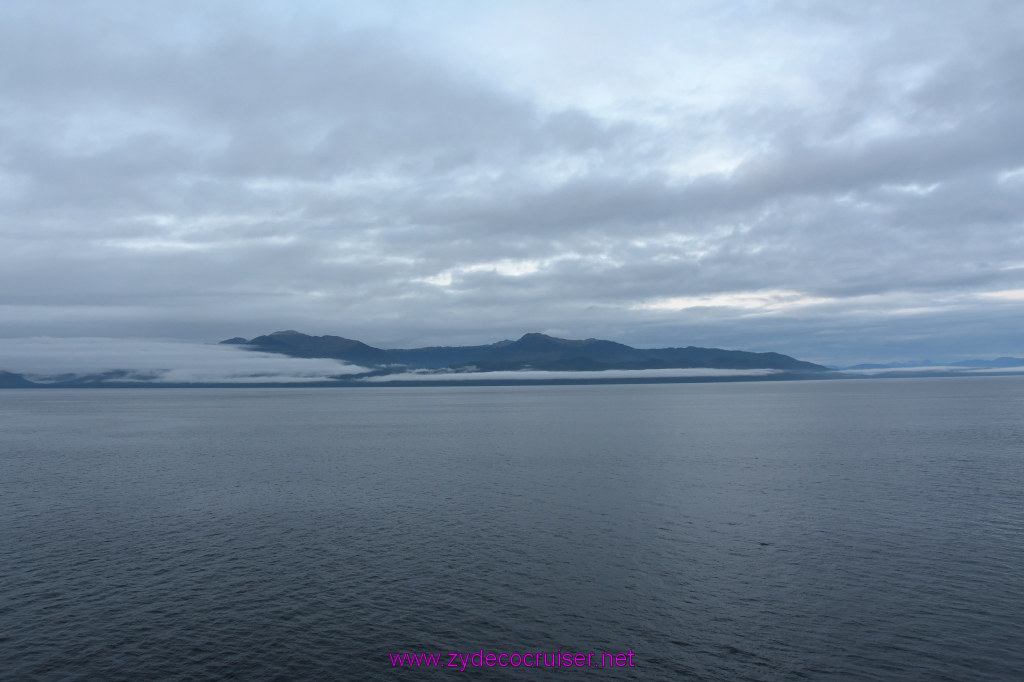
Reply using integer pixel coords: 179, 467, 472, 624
2, 0, 1023, 368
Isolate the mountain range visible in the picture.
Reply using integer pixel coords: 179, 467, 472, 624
839, 358, 1024, 370
222, 330, 827, 373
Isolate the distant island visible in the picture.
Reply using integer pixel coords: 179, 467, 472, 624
221, 330, 827, 373
4, 330, 1020, 388
0, 331, 832, 388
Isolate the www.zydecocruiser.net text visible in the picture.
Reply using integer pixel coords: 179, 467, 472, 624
389, 649, 638, 670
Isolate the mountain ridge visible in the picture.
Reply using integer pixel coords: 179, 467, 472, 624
840, 357, 1024, 370
223, 331, 827, 372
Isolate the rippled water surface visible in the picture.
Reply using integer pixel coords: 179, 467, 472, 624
2, 377, 1023, 680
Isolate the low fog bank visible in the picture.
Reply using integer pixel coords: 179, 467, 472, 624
0, 338, 368, 383
358, 367, 779, 383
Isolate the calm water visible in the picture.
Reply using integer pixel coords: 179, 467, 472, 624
2, 377, 1023, 681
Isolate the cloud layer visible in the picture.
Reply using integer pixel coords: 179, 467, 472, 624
358, 367, 778, 383
1, 1, 1022, 364
0, 338, 365, 383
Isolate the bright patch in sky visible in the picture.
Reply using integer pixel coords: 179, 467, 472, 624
980, 289, 1024, 301
633, 290, 834, 313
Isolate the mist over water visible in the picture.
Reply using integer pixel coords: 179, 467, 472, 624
2, 378, 1023, 680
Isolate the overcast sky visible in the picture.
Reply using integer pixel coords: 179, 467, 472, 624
2, 0, 1022, 366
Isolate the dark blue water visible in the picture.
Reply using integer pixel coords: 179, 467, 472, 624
2, 377, 1023, 680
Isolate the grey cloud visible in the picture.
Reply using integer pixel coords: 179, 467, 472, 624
1, 21, 627, 203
